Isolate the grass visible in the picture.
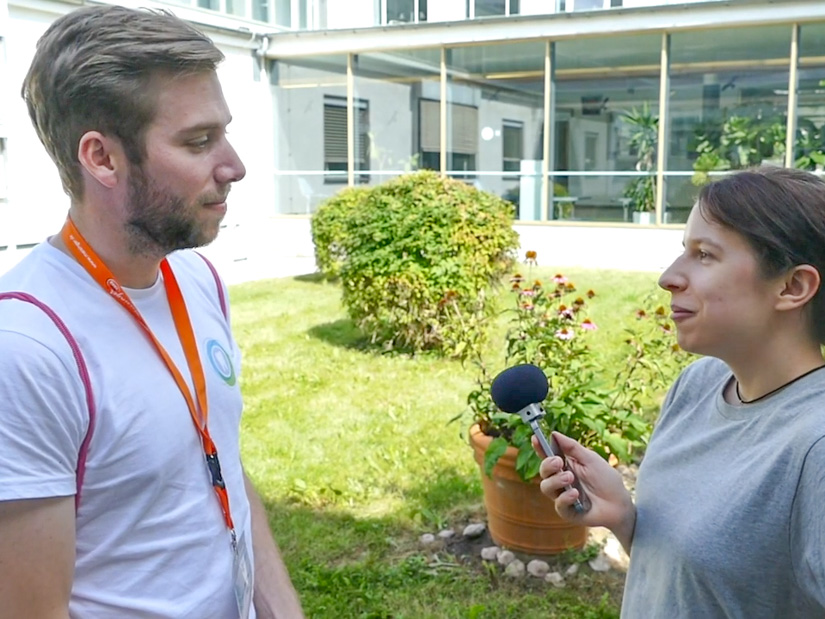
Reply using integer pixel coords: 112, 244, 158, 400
230, 266, 672, 618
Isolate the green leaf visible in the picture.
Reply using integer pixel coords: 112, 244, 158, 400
516, 445, 541, 481
483, 437, 509, 478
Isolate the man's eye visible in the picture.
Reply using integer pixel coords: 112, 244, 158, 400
189, 137, 209, 149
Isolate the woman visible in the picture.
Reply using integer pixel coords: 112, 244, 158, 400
537, 166, 825, 617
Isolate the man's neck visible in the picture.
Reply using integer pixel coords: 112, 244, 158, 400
52, 210, 163, 289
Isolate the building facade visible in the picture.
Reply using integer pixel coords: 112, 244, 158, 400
1, 0, 824, 280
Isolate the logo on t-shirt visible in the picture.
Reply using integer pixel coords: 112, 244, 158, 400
206, 339, 236, 386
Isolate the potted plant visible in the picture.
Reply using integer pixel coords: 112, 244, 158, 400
691, 112, 787, 186
622, 103, 658, 224
460, 252, 687, 555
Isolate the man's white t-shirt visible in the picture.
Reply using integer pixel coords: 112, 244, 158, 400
0, 241, 255, 618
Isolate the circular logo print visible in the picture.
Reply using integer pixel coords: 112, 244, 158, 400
206, 339, 236, 386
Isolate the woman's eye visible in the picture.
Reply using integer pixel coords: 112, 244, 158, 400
698, 250, 710, 260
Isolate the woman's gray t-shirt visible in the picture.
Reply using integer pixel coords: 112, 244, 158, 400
621, 357, 825, 618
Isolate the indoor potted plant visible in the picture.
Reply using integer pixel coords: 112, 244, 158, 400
462, 252, 684, 555
622, 103, 658, 224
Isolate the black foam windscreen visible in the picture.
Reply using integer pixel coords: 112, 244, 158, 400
490, 364, 549, 413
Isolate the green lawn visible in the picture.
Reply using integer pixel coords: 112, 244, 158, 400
231, 267, 672, 618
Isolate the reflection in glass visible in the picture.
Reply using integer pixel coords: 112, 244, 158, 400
252, 0, 268, 23
386, 0, 428, 23
796, 23, 825, 175
554, 33, 661, 222
353, 49, 441, 187
275, 0, 291, 27
226, 0, 246, 18
667, 26, 791, 223
271, 55, 348, 214
444, 42, 545, 220
476, 0, 506, 17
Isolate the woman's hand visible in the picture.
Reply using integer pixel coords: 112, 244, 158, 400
533, 432, 637, 551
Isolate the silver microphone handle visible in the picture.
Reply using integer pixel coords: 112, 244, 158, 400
529, 419, 589, 514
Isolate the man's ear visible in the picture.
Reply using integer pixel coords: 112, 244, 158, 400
776, 264, 821, 312
77, 131, 127, 189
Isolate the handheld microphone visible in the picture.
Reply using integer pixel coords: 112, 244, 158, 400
490, 364, 591, 514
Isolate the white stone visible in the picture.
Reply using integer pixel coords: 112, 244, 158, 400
527, 559, 550, 578
604, 536, 630, 572
588, 552, 612, 572
419, 533, 436, 546
497, 550, 516, 566
565, 563, 580, 577
504, 559, 525, 578
437, 529, 455, 540
463, 523, 486, 538
545, 572, 566, 588
480, 546, 500, 561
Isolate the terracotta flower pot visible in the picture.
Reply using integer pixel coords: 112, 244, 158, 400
469, 424, 588, 555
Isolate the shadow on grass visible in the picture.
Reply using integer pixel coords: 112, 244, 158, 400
293, 272, 327, 284
263, 494, 623, 619
260, 467, 623, 619
307, 318, 447, 359
307, 319, 370, 350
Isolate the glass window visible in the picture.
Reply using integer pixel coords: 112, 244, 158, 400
271, 55, 348, 213
445, 42, 545, 218
795, 23, 825, 175
475, 0, 506, 18
275, 0, 291, 27
667, 26, 791, 223
571, 0, 605, 11
323, 96, 370, 184
226, 0, 247, 18
197, 0, 220, 11
252, 0, 269, 22
388, 0, 415, 22
502, 120, 524, 177
353, 48, 441, 187
553, 33, 661, 223
299, 0, 308, 29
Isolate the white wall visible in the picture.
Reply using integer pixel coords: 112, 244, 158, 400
324, 0, 375, 29
428, 0, 467, 23
0, 1, 281, 281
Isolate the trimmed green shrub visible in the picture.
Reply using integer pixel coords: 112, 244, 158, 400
336, 171, 519, 356
311, 186, 372, 280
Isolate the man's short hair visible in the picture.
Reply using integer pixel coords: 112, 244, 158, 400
21, 5, 224, 202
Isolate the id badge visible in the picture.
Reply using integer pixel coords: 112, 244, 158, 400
232, 531, 253, 619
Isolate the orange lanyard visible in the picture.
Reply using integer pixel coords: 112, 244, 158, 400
61, 217, 236, 540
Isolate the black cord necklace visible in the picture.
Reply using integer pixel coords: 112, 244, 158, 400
735, 364, 825, 404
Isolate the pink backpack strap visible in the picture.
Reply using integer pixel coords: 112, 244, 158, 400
0, 292, 96, 512
195, 252, 228, 321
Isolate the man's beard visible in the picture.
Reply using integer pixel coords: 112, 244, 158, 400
125, 167, 223, 257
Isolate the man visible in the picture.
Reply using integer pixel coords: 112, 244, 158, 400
0, 6, 304, 618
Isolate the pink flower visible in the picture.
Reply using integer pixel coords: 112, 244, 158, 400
520, 289, 536, 297
555, 327, 575, 340
581, 318, 598, 331
553, 274, 567, 284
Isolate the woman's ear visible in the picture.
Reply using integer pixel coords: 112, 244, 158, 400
776, 264, 821, 312
77, 131, 127, 189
